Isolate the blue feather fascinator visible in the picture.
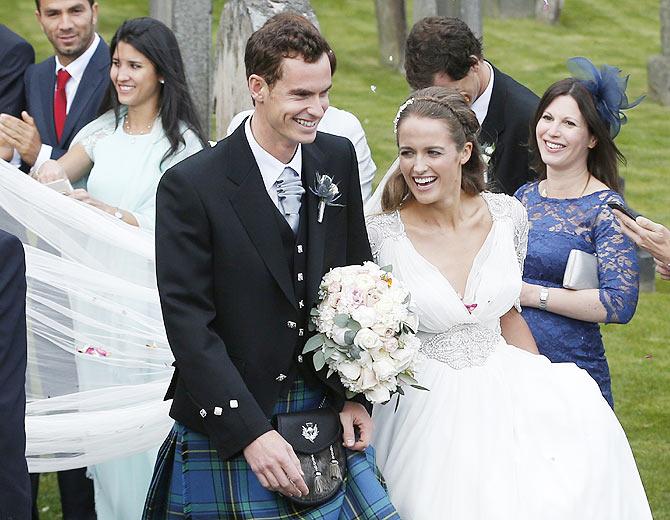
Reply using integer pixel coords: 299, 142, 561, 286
567, 57, 644, 138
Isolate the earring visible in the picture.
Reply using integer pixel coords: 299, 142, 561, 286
159, 79, 165, 84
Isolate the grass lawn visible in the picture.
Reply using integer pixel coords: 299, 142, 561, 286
3, 0, 668, 518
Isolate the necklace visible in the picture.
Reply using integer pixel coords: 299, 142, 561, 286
541, 174, 591, 199
123, 114, 156, 142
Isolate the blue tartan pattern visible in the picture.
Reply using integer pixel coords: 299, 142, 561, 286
143, 378, 399, 519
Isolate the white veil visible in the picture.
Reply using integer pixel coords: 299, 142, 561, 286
0, 159, 173, 472
364, 156, 398, 217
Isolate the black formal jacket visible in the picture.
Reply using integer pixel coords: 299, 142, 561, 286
156, 123, 372, 460
0, 25, 34, 118
23, 37, 109, 162
0, 231, 30, 519
480, 64, 540, 195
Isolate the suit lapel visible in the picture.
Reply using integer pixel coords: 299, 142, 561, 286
228, 128, 297, 307
302, 142, 328, 311
37, 59, 58, 145
480, 65, 507, 147
60, 40, 109, 145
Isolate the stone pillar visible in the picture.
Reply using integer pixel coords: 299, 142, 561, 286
150, 0, 212, 132
648, 0, 670, 105
213, 0, 318, 138
484, 0, 533, 18
413, 0, 482, 40
374, 0, 407, 71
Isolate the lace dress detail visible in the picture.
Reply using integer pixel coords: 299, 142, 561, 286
418, 324, 502, 369
515, 182, 640, 407
366, 211, 405, 264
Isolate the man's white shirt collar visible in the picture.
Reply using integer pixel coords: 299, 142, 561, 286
54, 33, 100, 85
471, 61, 495, 125
244, 116, 302, 205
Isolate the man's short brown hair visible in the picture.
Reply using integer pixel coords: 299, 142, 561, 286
35, 0, 95, 11
245, 12, 334, 88
405, 16, 483, 90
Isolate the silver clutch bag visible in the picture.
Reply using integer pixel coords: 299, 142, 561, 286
563, 249, 599, 290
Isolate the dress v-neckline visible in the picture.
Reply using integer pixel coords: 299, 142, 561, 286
396, 194, 496, 304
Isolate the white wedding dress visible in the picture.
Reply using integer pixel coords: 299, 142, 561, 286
366, 192, 652, 520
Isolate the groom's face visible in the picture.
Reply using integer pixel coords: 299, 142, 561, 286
253, 53, 331, 158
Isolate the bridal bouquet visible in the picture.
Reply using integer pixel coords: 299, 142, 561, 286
303, 262, 423, 404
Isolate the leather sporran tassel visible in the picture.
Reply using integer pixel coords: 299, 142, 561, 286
329, 445, 342, 480
314, 470, 327, 494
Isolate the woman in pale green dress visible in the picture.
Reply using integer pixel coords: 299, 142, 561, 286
37, 18, 206, 519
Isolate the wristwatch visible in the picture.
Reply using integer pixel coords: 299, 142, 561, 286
539, 287, 549, 310
113, 208, 123, 220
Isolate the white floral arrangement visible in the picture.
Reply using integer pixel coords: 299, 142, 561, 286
303, 262, 424, 404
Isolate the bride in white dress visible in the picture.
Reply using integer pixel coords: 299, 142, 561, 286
366, 87, 652, 520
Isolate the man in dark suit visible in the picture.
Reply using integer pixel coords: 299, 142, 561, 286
144, 13, 398, 518
0, 25, 35, 118
0, 0, 109, 184
1, 2, 104, 517
405, 16, 539, 195
0, 231, 31, 520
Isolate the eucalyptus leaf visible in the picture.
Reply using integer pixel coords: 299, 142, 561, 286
302, 334, 325, 354
313, 350, 326, 371
327, 367, 335, 379
345, 389, 357, 399
411, 384, 430, 392
381, 264, 393, 273
310, 308, 320, 316
346, 319, 362, 332
344, 330, 357, 345
349, 345, 362, 360
333, 314, 350, 327
324, 337, 339, 349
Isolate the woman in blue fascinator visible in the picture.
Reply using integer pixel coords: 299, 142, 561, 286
515, 57, 642, 407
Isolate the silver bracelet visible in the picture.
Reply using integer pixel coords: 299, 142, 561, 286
539, 287, 549, 310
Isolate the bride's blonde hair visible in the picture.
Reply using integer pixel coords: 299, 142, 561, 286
382, 87, 485, 212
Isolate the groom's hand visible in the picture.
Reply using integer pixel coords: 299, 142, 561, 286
243, 430, 309, 497
340, 401, 372, 451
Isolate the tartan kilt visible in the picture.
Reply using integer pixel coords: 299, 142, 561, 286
143, 377, 399, 519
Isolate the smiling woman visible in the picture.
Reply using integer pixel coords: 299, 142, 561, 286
515, 58, 642, 408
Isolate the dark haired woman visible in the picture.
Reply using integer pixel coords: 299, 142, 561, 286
35, 17, 206, 519
515, 58, 641, 408
365, 86, 651, 519
37, 17, 206, 230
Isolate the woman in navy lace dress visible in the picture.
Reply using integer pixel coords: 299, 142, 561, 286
515, 59, 641, 407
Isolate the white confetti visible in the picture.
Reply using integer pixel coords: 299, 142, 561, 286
370, 85, 377, 93
389, 55, 394, 62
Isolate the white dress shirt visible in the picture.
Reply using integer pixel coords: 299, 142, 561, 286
471, 61, 495, 126
244, 116, 302, 209
229, 105, 376, 202
33, 33, 101, 170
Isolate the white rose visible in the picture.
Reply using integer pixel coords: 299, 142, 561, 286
337, 360, 361, 381
373, 357, 397, 381
382, 336, 399, 352
365, 386, 391, 404
358, 367, 379, 390
354, 328, 383, 351
351, 306, 377, 329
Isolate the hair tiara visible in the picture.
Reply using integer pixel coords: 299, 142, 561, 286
567, 57, 643, 138
393, 95, 472, 134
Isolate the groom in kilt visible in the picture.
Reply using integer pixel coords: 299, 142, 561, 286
143, 12, 399, 520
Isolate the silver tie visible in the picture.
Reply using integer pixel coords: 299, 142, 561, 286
276, 167, 304, 235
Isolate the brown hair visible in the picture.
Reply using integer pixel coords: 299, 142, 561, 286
35, 0, 94, 10
245, 12, 335, 88
405, 17, 483, 91
529, 78, 624, 192
382, 86, 486, 212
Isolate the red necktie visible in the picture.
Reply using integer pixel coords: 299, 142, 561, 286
54, 69, 71, 142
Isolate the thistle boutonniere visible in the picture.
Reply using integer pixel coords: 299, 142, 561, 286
310, 171, 344, 223
480, 142, 496, 184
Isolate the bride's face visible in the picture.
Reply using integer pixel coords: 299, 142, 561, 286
397, 115, 471, 207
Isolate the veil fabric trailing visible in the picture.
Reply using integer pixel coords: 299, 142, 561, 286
0, 159, 173, 472
364, 156, 398, 217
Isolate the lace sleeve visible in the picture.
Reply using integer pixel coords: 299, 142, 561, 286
594, 194, 640, 323
70, 110, 117, 160
510, 197, 529, 312
365, 212, 403, 264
